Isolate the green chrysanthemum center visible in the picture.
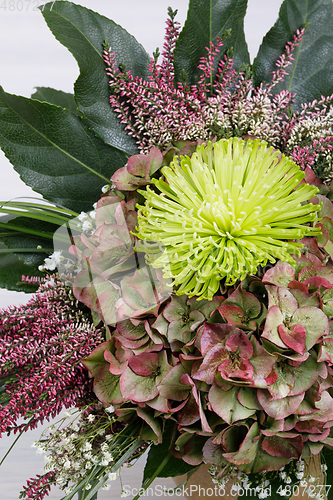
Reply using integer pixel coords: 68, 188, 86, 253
135, 138, 321, 300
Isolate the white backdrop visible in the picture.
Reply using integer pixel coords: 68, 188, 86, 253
0, 0, 282, 309
0, 1, 282, 499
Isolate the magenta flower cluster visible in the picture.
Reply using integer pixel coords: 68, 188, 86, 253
0, 276, 104, 436
104, 15, 333, 182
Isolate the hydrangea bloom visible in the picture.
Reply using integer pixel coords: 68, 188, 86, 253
135, 137, 322, 299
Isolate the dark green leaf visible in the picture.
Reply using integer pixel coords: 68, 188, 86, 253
0, 242, 42, 292
253, 0, 333, 109
143, 421, 196, 482
41, 1, 151, 154
31, 87, 80, 116
0, 87, 128, 212
174, 0, 250, 86
0, 215, 56, 267
322, 447, 333, 495
78, 488, 97, 500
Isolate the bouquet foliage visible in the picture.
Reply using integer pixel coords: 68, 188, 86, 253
2, 1, 333, 499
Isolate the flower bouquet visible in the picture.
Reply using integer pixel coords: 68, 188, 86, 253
2, 0, 333, 499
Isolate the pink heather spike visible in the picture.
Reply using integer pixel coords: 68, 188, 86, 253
0, 275, 104, 437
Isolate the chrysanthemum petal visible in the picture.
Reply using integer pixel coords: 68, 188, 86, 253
135, 138, 321, 299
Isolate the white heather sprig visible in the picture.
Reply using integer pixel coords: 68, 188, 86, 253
104, 14, 333, 182
30, 406, 121, 494
25, 404, 148, 499
208, 458, 328, 499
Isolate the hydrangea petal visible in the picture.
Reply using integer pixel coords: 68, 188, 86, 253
278, 323, 306, 355
257, 390, 304, 419
209, 385, 256, 424
291, 306, 329, 350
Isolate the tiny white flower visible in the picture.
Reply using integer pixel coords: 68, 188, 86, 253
321, 464, 328, 472
83, 442, 92, 451
63, 459, 71, 470
93, 202, 98, 209
295, 472, 304, 480
279, 472, 287, 480
105, 405, 115, 414
300, 480, 308, 487
309, 476, 315, 483
42, 250, 63, 271
87, 414, 95, 423
297, 460, 305, 471
258, 491, 269, 499
108, 472, 117, 481
278, 488, 288, 497
121, 491, 130, 498
103, 452, 113, 463
89, 210, 96, 220
78, 211, 88, 222
85, 484, 92, 490
284, 477, 292, 484
102, 483, 111, 491
102, 184, 111, 193
82, 220, 93, 232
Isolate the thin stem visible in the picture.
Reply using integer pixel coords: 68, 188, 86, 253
0, 417, 35, 466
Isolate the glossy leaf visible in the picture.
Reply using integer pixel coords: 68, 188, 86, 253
41, 1, 150, 154
0, 208, 58, 271
31, 87, 80, 116
143, 421, 196, 482
0, 242, 42, 292
253, 0, 333, 110
322, 447, 333, 493
0, 87, 128, 212
174, 0, 250, 86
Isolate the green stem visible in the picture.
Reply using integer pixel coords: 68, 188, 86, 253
0, 417, 35, 466
132, 451, 173, 500
0, 222, 55, 239
0, 248, 53, 253
0, 200, 79, 217
0, 207, 72, 225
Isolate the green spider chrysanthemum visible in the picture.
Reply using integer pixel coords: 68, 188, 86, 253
135, 138, 322, 300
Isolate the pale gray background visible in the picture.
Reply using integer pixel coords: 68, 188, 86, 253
0, 1, 282, 498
